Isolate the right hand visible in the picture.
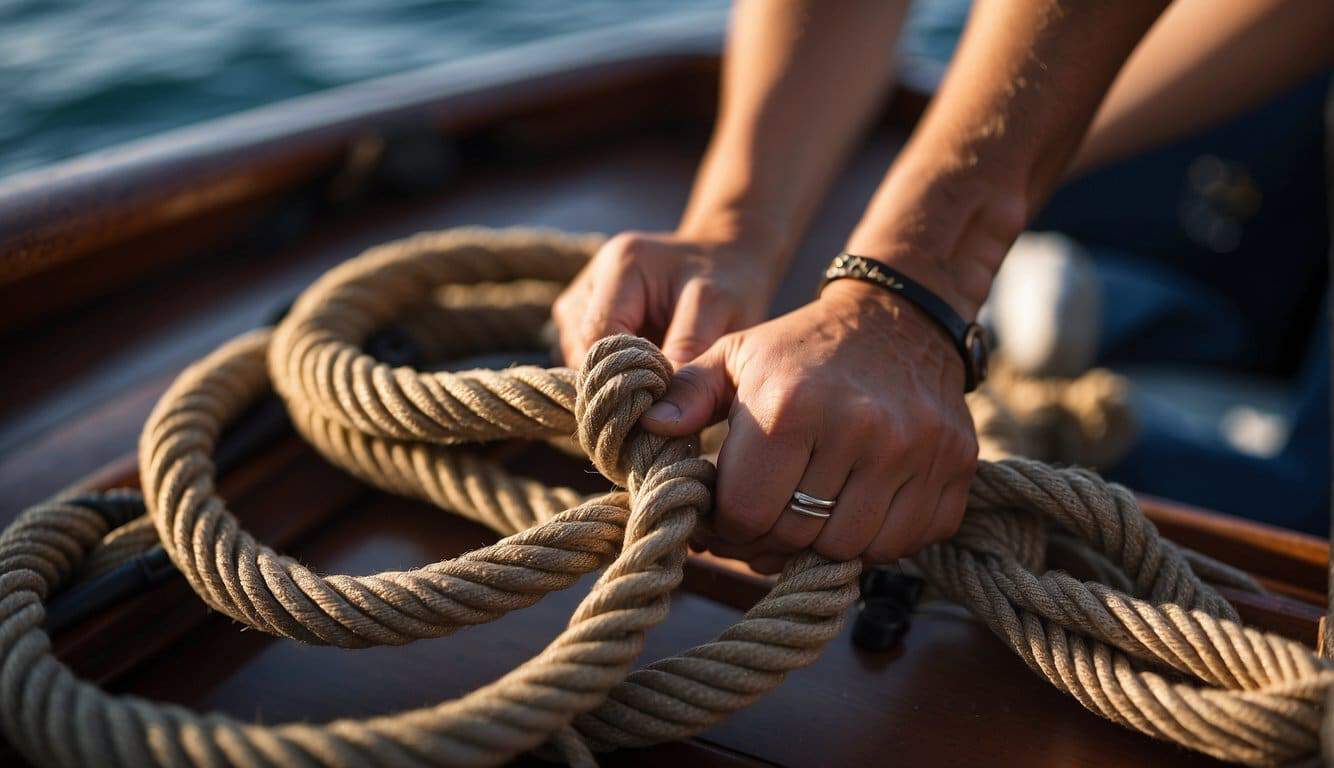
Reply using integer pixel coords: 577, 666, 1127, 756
553, 229, 782, 368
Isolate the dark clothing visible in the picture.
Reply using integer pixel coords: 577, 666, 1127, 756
902, 2, 1331, 532
1033, 76, 1330, 533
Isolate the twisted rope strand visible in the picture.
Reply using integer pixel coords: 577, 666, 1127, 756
0, 227, 1329, 767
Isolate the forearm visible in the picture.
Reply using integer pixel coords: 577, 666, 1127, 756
1071, 0, 1334, 176
847, 0, 1167, 318
680, 0, 909, 267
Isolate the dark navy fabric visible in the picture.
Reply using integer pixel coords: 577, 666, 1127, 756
900, 1, 1331, 532
1033, 79, 1331, 533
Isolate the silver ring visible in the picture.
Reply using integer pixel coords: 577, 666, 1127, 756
787, 502, 832, 520
792, 490, 837, 510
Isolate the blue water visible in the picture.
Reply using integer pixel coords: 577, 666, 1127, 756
0, 0, 725, 180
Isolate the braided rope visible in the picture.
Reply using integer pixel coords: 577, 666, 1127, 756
0, 227, 1329, 767
918, 464, 1334, 764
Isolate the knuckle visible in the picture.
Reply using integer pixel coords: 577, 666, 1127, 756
872, 418, 908, 456
551, 294, 573, 322
769, 525, 809, 553
912, 415, 945, 446
758, 384, 814, 437
716, 331, 744, 360
915, 505, 963, 551
958, 444, 979, 475
815, 521, 875, 562
731, 517, 772, 543
664, 335, 709, 360
861, 444, 900, 477
937, 513, 964, 541
815, 534, 864, 563
849, 410, 883, 443
602, 231, 649, 263
716, 497, 771, 543
578, 312, 605, 339
688, 279, 733, 307
958, 431, 980, 467
863, 543, 900, 564
580, 307, 622, 338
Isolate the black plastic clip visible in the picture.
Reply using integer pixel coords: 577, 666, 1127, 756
851, 566, 923, 652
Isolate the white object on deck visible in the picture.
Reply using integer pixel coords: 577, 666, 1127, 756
987, 231, 1101, 378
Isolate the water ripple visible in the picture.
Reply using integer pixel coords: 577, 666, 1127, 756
0, 0, 725, 179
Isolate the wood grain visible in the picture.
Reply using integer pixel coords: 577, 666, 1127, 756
108, 491, 1225, 768
0, 22, 1323, 767
1141, 494, 1328, 594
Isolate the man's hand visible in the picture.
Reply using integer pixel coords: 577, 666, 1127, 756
640, 279, 979, 572
553, 229, 781, 369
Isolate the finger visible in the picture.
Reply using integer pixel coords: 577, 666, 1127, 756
712, 404, 810, 545
864, 474, 934, 564
912, 477, 968, 554
689, 527, 723, 554
572, 254, 646, 367
811, 462, 904, 562
553, 276, 592, 365
661, 281, 735, 367
640, 339, 735, 436
756, 439, 853, 554
749, 554, 789, 575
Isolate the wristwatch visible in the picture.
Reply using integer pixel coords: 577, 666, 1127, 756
820, 253, 990, 392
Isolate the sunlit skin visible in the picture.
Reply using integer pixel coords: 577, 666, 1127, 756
554, 0, 1334, 573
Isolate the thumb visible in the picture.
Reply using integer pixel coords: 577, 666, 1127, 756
640, 339, 735, 437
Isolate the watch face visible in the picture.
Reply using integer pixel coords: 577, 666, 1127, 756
964, 323, 989, 383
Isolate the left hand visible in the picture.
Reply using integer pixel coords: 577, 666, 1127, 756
639, 279, 979, 573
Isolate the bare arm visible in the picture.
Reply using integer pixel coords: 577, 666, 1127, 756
643, 0, 1174, 571
1073, 0, 1334, 175
846, 0, 1169, 318
680, 0, 910, 260
554, 0, 910, 367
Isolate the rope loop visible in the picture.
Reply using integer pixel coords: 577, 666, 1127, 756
0, 228, 865, 768
575, 335, 675, 489
0, 227, 1330, 768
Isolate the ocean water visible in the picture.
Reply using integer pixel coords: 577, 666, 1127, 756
0, 0, 726, 180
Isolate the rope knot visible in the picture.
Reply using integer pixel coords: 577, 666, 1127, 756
574, 334, 677, 488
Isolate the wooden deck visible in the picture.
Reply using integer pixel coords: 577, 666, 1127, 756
0, 17, 1325, 767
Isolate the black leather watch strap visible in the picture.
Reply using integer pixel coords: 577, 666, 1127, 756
820, 253, 989, 392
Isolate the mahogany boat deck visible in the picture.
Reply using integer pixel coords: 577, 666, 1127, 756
0, 17, 1325, 767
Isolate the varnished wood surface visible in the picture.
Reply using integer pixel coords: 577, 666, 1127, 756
0, 125, 900, 524
7, 437, 1300, 767
0, 13, 726, 330
0, 22, 1326, 768
101, 481, 1222, 768
1142, 494, 1328, 594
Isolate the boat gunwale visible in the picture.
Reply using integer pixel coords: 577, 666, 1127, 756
0, 10, 729, 298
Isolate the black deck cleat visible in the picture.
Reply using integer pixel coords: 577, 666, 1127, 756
852, 566, 924, 652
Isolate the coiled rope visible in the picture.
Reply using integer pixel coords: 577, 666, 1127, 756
0, 227, 1330, 767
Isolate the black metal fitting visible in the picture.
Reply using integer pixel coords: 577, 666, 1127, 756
852, 566, 923, 652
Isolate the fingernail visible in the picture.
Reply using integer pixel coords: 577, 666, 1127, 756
643, 401, 681, 424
